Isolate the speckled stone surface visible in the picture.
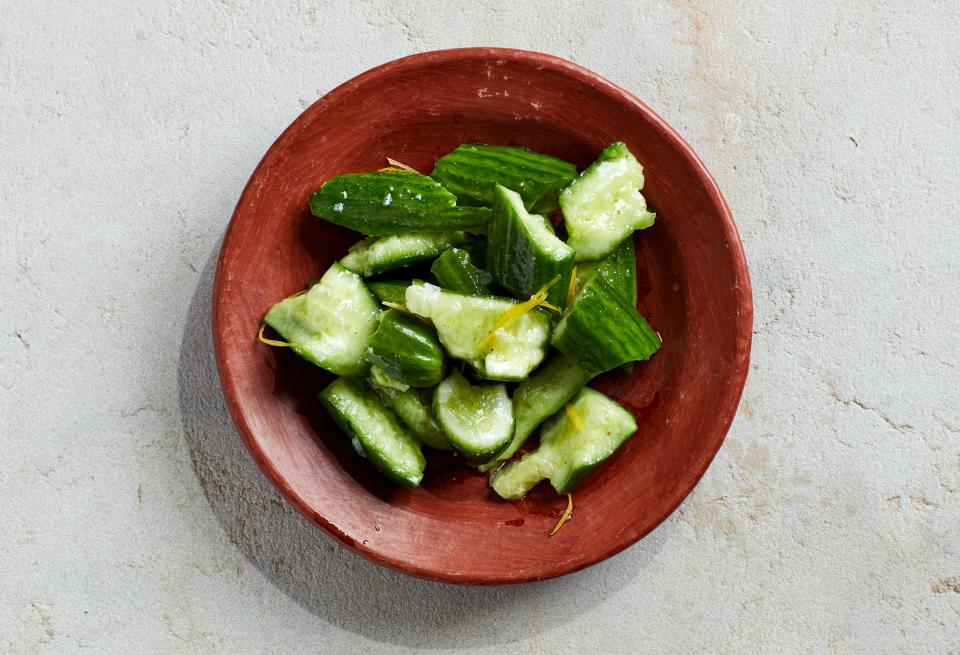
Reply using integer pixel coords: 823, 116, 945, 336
2, 1, 958, 653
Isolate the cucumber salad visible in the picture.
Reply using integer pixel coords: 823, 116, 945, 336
261, 142, 661, 532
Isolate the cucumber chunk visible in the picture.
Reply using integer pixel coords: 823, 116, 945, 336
431, 144, 577, 214
552, 275, 660, 376
366, 309, 446, 388
404, 282, 551, 381
310, 170, 491, 236
486, 184, 575, 307
432, 371, 514, 459
340, 232, 467, 277
576, 237, 637, 307
560, 142, 655, 261
430, 247, 492, 295
477, 354, 592, 472
319, 378, 426, 488
490, 388, 637, 499
367, 280, 412, 305
372, 384, 450, 450
263, 263, 379, 376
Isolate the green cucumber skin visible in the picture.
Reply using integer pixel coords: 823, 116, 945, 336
486, 184, 575, 307
432, 371, 515, 460
319, 378, 426, 488
372, 385, 450, 450
340, 232, 468, 277
477, 354, 592, 473
551, 275, 660, 376
367, 280, 412, 305
577, 237, 637, 307
430, 248, 492, 295
310, 171, 491, 236
431, 144, 577, 214
366, 309, 446, 388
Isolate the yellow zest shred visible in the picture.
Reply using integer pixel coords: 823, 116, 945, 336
385, 157, 419, 173
476, 275, 563, 352
382, 301, 412, 315
566, 267, 578, 308
549, 494, 574, 536
258, 323, 290, 348
566, 403, 585, 430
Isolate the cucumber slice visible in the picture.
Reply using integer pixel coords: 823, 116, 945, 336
366, 309, 446, 388
340, 232, 467, 277
263, 263, 379, 376
477, 354, 592, 472
367, 280, 412, 306
486, 184, 575, 307
430, 247, 492, 295
405, 283, 551, 381
372, 384, 449, 450
490, 388, 637, 499
552, 275, 660, 376
576, 237, 637, 307
432, 371, 514, 459
560, 142, 655, 261
310, 170, 491, 236
319, 378, 426, 488
431, 144, 577, 214
369, 364, 410, 392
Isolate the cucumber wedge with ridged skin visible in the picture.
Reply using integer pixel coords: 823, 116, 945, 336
432, 371, 514, 459
431, 144, 577, 214
477, 354, 593, 472
405, 282, 552, 381
366, 309, 446, 388
367, 280, 412, 305
486, 184, 575, 307
341, 232, 467, 277
576, 237, 637, 307
263, 263, 379, 376
561, 142, 655, 261
430, 247, 492, 295
372, 384, 450, 450
319, 378, 426, 488
490, 388, 637, 499
551, 275, 660, 376
310, 170, 491, 236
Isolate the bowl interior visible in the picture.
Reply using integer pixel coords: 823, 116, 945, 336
214, 49, 751, 583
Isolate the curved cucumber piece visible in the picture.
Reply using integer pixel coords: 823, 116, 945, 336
263, 263, 379, 376
310, 170, 491, 236
372, 385, 449, 450
367, 280, 412, 305
477, 354, 592, 472
430, 247, 491, 295
367, 309, 446, 388
319, 378, 425, 488
490, 388, 637, 499
486, 184, 575, 307
552, 275, 660, 376
432, 371, 514, 459
576, 237, 637, 307
341, 232, 467, 277
405, 283, 551, 381
560, 142, 655, 261
431, 144, 577, 214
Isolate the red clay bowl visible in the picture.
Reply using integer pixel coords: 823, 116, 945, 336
213, 48, 752, 584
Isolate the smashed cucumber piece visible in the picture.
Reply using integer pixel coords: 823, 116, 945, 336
430, 247, 492, 295
432, 371, 514, 459
263, 263, 379, 376
371, 384, 449, 450
490, 388, 637, 499
575, 236, 637, 308
560, 142, 655, 261
340, 232, 467, 277
367, 280, 412, 305
366, 309, 446, 388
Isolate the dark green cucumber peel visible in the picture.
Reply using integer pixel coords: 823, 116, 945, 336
477, 354, 593, 473
310, 170, 491, 236
431, 144, 577, 214
486, 184, 575, 307
576, 237, 637, 307
319, 378, 426, 488
432, 371, 514, 459
490, 388, 637, 499
340, 232, 467, 277
367, 280, 412, 305
366, 309, 446, 388
372, 384, 449, 450
263, 263, 380, 377
551, 275, 660, 376
430, 247, 492, 295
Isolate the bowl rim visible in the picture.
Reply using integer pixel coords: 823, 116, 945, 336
212, 47, 753, 585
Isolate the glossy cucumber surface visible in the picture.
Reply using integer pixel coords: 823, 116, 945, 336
340, 232, 467, 277
430, 247, 492, 295
366, 309, 446, 388
432, 371, 514, 459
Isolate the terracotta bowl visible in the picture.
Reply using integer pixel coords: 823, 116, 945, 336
213, 48, 752, 584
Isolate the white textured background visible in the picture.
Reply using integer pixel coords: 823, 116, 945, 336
2, 1, 959, 653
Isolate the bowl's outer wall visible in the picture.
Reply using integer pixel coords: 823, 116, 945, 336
213, 48, 752, 584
